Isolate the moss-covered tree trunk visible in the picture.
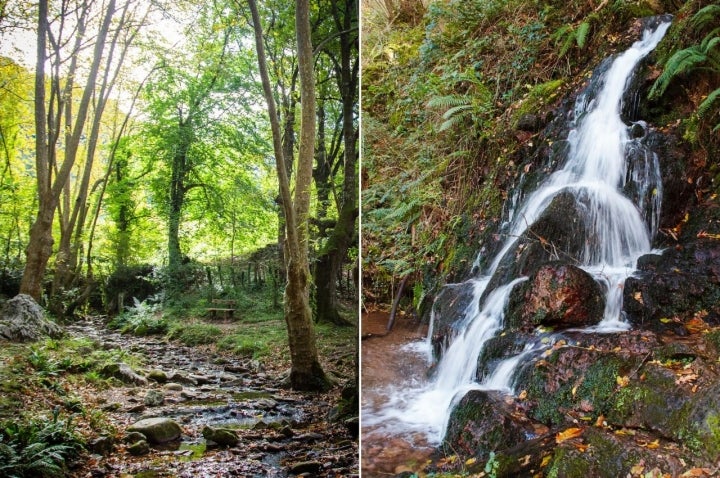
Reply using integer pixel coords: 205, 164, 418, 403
247, 0, 330, 391
314, 0, 358, 325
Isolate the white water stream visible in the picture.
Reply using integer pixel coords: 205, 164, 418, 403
363, 19, 672, 445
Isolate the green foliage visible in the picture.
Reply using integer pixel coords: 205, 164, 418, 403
0, 409, 84, 478
167, 323, 222, 346
108, 298, 167, 336
553, 21, 593, 57
649, 4, 720, 130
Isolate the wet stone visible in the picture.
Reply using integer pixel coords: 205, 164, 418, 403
127, 440, 150, 456
127, 417, 182, 444
164, 382, 183, 391
144, 389, 165, 407
202, 425, 239, 447
147, 369, 168, 383
288, 461, 323, 475
124, 431, 146, 443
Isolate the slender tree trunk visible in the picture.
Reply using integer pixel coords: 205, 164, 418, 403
21, 0, 116, 300
247, 0, 329, 391
314, 0, 358, 325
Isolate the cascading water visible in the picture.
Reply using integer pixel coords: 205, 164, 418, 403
362, 17, 672, 445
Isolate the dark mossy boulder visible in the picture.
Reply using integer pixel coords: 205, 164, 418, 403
202, 425, 239, 446
485, 191, 587, 298
475, 331, 529, 380
429, 280, 484, 358
607, 364, 720, 462
443, 390, 534, 460
506, 263, 604, 331
624, 242, 720, 333
514, 331, 658, 427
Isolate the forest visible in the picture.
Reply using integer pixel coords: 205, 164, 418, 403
362, 0, 720, 477
0, 0, 358, 476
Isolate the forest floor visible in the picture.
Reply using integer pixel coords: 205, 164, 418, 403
0, 313, 358, 477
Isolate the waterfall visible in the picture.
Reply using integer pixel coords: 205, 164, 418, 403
363, 18, 671, 445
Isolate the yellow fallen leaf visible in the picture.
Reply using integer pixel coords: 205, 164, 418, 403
465, 457, 477, 466
573, 442, 589, 452
556, 427, 584, 443
681, 468, 711, 477
540, 454, 552, 467
631, 463, 645, 475
645, 439, 660, 449
518, 389, 528, 400
595, 414, 606, 427
616, 375, 630, 387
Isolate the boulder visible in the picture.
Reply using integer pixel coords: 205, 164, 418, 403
444, 390, 536, 460
127, 417, 182, 444
88, 435, 114, 455
486, 192, 588, 296
288, 461, 323, 475
202, 425, 239, 446
100, 363, 148, 386
144, 389, 165, 407
127, 440, 150, 456
0, 294, 63, 342
506, 263, 604, 331
147, 369, 168, 383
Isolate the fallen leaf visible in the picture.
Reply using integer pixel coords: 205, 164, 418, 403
519, 454, 531, 466
631, 463, 645, 475
680, 468, 711, 477
556, 427, 584, 443
518, 389, 528, 400
465, 457, 477, 466
675, 373, 698, 385
540, 454, 552, 467
595, 414, 606, 427
573, 442, 589, 452
616, 375, 630, 387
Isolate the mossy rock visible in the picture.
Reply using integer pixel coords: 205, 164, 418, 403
443, 390, 533, 460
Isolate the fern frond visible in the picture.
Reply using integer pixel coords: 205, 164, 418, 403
438, 114, 468, 132
698, 87, 720, 117
650, 47, 709, 98
701, 35, 720, 54
441, 104, 473, 120
427, 95, 467, 109
559, 32, 576, 57
576, 21, 591, 49
691, 5, 720, 32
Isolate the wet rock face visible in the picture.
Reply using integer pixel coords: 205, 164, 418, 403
443, 390, 532, 460
506, 263, 604, 331
486, 192, 588, 297
429, 282, 482, 358
624, 242, 720, 333
0, 294, 63, 342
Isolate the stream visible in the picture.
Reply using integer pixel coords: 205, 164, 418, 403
65, 317, 357, 477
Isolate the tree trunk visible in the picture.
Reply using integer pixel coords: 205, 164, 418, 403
21, 0, 117, 300
247, 0, 329, 392
314, 0, 359, 325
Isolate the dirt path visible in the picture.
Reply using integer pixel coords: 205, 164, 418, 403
66, 318, 357, 477
360, 310, 436, 477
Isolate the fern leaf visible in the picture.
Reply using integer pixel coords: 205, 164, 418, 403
559, 31, 576, 57
650, 47, 708, 98
698, 87, 720, 117
691, 5, 720, 32
439, 114, 467, 132
701, 35, 720, 54
427, 95, 466, 109
441, 104, 473, 120
576, 21, 591, 49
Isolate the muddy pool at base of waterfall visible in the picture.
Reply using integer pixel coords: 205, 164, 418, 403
360, 311, 436, 477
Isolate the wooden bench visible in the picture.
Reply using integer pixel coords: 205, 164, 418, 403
206, 299, 237, 321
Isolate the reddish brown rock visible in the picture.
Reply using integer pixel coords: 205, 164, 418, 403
507, 263, 604, 331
